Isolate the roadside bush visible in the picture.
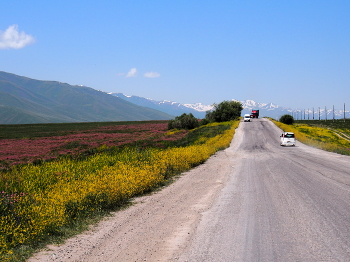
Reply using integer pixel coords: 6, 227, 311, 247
168, 113, 199, 130
199, 118, 210, 126
205, 100, 243, 122
279, 114, 294, 125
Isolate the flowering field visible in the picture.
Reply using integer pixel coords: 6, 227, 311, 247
295, 119, 350, 138
0, 121, 187, 169
0, 120, 239, 261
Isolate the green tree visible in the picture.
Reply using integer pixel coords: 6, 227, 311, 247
279, 114, 294, 125
205, 100, 243, 122
199, 118, 210, 126
168, 113, 199, 130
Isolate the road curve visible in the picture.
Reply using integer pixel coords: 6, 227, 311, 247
28, 118, 350, 262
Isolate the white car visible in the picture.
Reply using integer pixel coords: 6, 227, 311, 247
280, 132, 296, 146
243, 114, 251, 122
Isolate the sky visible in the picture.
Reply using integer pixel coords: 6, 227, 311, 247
1, 0, 349, 111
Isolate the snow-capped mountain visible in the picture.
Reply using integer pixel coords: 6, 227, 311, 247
109, 93, 347, 119
182, 103, 213, 112
109, 93, 207, 118
242, 100, 279, 110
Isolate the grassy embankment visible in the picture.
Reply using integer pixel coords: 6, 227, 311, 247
272, 119, 350, 155
0, 120, 239, 261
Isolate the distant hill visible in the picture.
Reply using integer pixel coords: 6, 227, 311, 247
0, 71, 173, 124
110, 93, 208, 118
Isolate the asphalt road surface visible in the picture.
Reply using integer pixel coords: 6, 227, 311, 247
177, 118, 350, 262
29, 118, 350, 262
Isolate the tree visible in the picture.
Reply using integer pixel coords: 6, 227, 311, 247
168, 113, 199, 130
205, 100, 243, 122
279, 114, 294, 125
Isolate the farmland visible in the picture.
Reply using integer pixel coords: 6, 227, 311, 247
0, 121, 187, 169
295, 119, 350, 139
0, 120, 239, 261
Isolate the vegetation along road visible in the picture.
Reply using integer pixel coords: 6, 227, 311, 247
29, 118, 350, 261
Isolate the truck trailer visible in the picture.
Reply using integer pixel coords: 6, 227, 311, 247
250, 110, 259, 118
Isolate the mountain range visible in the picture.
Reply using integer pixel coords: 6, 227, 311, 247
111, 93, 292, 119
110, 93, 210, 118
0, 71, 173, 124
112, 94, 347, 120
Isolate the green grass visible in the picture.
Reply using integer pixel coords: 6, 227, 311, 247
296, 119, 350, 140
295, 119, 350, 130
165, 123, 232, 147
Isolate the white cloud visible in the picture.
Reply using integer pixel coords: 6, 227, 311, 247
126, 68, 138, 77
144, 71, 160, 78
0, 24, 35, 49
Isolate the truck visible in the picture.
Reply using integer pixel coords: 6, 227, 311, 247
250, 109, 259, 118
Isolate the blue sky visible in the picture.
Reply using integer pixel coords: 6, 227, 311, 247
1, 0, 349, 111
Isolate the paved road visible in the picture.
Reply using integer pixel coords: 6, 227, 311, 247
178, 118, 350, 261
28, 118, 350, 262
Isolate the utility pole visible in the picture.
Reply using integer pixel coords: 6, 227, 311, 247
313, 107, 314, 120
318, 107, 320, 120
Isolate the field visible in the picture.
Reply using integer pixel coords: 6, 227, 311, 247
0, 121, 187, 169
273, 119, 350, 155
0, 120, 239, 261
295, 119, 350, 139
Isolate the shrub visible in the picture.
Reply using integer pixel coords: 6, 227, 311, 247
279, 114, 294, 125
199, 118, 210, 126
168, 113, 199, 130
205, 100, 243, 122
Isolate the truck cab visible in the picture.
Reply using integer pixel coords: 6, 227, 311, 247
251, 110, 259, 118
